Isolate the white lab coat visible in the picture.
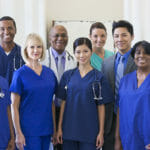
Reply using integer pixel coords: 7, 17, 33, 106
42, 47, 77, 81
42, 47, 76, 150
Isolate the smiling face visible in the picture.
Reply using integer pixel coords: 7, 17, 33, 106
49, 25, 68, 54
134, 46, 150, 69
0, 20, 16, 44
113, 27, 134, 54
74, 44, 92, 66
26, 40, 43, 62
90, 28, 107, 50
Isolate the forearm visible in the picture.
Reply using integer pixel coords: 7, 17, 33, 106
98, 104, 105, 135
115, 108, 120, 139
58, 100, 66, 130
11, 93, 23, 135
52, 101, 56, 133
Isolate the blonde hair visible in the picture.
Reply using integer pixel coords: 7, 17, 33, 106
22, 33, 45, 63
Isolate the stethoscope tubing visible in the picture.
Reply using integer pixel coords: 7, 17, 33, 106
48, 48, 74, 68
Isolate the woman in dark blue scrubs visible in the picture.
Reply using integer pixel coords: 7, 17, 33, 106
10, 33, 57, 150
57, 37, 113, 150
0, 76, 15, 150
115, 41, 150, 150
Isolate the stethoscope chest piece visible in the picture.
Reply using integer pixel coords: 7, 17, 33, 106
65, 85, 68, 90
0, 88, 5, 98
0, 92, 5, 98
92, 81, 103, 101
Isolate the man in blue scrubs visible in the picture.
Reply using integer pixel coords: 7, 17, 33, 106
0, 16, 24, 85
0, 76, 15, 150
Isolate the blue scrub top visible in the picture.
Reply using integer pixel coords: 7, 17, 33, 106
10, 65, 57, 136
57, 68, 113, 143
118, 71, 150, 150
0, 44, 24, 85
0, 76, 11, 148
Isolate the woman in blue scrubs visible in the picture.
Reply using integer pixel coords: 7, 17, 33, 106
10, 33, 57, 150
115, 41, 150, 150
0, 76, 15, 150
57, 37, 113, 150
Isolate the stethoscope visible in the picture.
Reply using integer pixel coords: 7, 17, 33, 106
92, 81, 103, 101
13, 56, 23, 71
0, 88, 5, 98
64, 69, 103, 101
48, 48, 74, 68
12, 48, 24, 71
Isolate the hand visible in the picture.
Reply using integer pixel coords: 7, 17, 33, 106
52, 131, 57, 145
16, 133, 26, 150
145, 144, 150, 150
57, 128, 63, 144
96, 133, 104, 149
6, 138, 15, 150
114, 137, 122, 150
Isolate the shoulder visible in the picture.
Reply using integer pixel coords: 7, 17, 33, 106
42, 65, 56, 76
123, 70, 136, 81
13, 65, 26, 77
64, 68, 77, 76
104, 54, 115, 62
15, 43, 21, 50
105, 49, 114, 55
120, 71, 136, 88
93, 68, 104, 79
102, 54, 116, 69
125, 55, 137, 73
91, 52, 97, 57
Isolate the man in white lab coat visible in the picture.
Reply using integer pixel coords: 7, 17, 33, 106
42, 25, 76, 150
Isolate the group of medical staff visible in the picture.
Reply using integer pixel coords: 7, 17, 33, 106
0, 15, 150, 150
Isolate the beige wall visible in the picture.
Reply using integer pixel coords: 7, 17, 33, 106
0, 0, 124, 47
47, 0, 123, 27
46, 0, 123, 50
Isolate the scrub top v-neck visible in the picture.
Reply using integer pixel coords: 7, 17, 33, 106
118, 71, 150, 150
57, 68, 113, 143
10, 65, 57, 136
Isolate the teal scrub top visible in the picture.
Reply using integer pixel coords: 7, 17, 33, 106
91, 49, 114, 71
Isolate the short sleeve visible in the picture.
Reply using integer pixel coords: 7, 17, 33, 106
56, 71, 69, 100
99, 75, 114, 105
9, 71, 23, 96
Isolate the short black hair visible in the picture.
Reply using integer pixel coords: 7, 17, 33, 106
73, 37, 92, 53
131, 40, 150, 58
112, 20, 134, 36
89, 22, 107, 35
0, 16, 16, 30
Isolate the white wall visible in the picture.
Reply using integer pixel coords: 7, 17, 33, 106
47, 0, 123, 23
0, 0, 123, 47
